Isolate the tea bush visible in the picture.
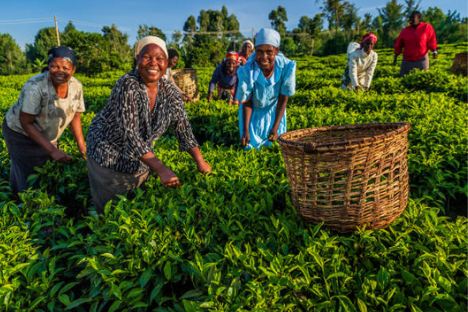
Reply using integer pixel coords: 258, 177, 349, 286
0, 43, 466, 311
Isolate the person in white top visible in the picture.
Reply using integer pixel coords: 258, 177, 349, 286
341, 33, 378, 91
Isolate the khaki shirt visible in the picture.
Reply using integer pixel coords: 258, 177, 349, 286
5, 71, 85, 142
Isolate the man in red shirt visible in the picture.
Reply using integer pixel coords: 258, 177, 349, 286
393, 11, 438, 76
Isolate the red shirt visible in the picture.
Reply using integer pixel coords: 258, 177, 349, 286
394, 22, 437, 61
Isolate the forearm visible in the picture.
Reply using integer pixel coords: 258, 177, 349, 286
187, 146, 205, 164
242, 99, 253, 134
139, 152, 167, 174
21, 121, 57, 154
271, 94, 288, 132
69, 113, 86, 149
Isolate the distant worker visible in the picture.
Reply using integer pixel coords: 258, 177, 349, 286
2, 46, 87, 195
165, 48, 194, 102
394, 11, 437, 76
238, 40, 254, 66
237, 28, 296, 149
207, 52, 240, 105
341, 33, 378, 91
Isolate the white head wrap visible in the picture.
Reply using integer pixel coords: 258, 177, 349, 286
242, 40, 254, 49
134, 36, 168, 59
255, 28, 280, 48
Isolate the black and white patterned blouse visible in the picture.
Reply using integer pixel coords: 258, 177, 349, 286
86, 69, 199, 174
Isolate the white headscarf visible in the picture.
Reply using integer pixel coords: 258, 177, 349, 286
255, 28, 280, 48
134, 36, 168, 59
242, 40, 254, 49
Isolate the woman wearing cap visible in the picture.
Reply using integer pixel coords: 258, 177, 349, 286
86, 36, 211, 214
341, 33, 378, 91
165, 48, 193, 102
2, 46, 86, 195
237, 28, 296, 149
238, 40, 254, 66
207, 51, 240, 105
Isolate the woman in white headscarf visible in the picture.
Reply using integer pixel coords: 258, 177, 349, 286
236, 28, 296, 150
86, 36, 211, 214
238, 40, 254, 66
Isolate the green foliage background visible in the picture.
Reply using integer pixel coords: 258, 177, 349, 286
0, 43, 466, 311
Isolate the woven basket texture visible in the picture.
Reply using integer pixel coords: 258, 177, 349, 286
278, 122, 411, 232
172, 68, 200, 101
450, 53, 468, 76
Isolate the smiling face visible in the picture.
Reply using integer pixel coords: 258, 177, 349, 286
168, 55, 179, 69
255, 44, 279, 73
137, 44, 168, 85
363, 40, 375, 54
48, 58, 75, 87
225, 58, 238, 74
241, 42, 253, 57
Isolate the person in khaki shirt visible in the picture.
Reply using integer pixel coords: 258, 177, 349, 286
2, 46, 86, 195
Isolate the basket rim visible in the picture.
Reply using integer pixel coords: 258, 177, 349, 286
277, 122, 411, 150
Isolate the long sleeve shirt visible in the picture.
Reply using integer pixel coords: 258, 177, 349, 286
208, 62, 238, 94
86, 69, 199, 174
394, 22, 437, 62
347, 49, 378, 88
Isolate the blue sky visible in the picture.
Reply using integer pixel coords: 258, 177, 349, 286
1, 0, 466, 50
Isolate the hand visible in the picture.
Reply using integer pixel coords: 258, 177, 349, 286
433, 52, 438, 59
50, 148, 72, 163
78, 145, 87, 160
196, 160, 211, 173
207, 93, 212, 103
233, 100, 239, 105
365, 87, 370, 92
157, 167, 180, 188
355, 86, 361, 91
393, 57, 398, 66
241, 133, 250, 147
186, 96, 194, 103
268, 129, 279, 141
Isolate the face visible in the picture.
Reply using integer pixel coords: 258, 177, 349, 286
241, 43, 253, 56
137, 44, 168, 84
168, 56, 179, 69
255, 44, 279, 72
48, 58, 75, 86
225, 59, 237, 73
409, 13, 420, 26
363, 40, 375, 54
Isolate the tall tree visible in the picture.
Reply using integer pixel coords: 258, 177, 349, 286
0, 33, 27, 74
137, 24, 166, 41
293, 14, 323, 55
340, 2, 360, 40
25, 27, 58, 64
268, 6, 288, 35
318, 0, 346, 32
378, 0, 405, 47
403, 0, 421, 17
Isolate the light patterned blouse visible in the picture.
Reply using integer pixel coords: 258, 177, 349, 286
5, 71, 85, 142
86, 69, 199, 174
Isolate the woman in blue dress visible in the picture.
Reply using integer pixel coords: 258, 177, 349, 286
236, 28, 296, 149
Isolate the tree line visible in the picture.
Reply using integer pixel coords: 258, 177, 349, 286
0, 0, 466, 76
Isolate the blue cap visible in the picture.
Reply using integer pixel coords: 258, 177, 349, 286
255, 28, 280, 48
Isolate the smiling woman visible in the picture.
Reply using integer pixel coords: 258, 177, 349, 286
85, 36, 211, 215
2, 46, 87, 196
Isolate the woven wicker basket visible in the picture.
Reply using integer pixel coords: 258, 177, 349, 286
278, 122, 411, 232
172, 68, 200, 101
450, 53, 468, 76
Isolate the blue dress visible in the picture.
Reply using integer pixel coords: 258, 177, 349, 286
236, 52, 296, 149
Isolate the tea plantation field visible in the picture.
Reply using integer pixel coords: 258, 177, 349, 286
0, 43, 467, 311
